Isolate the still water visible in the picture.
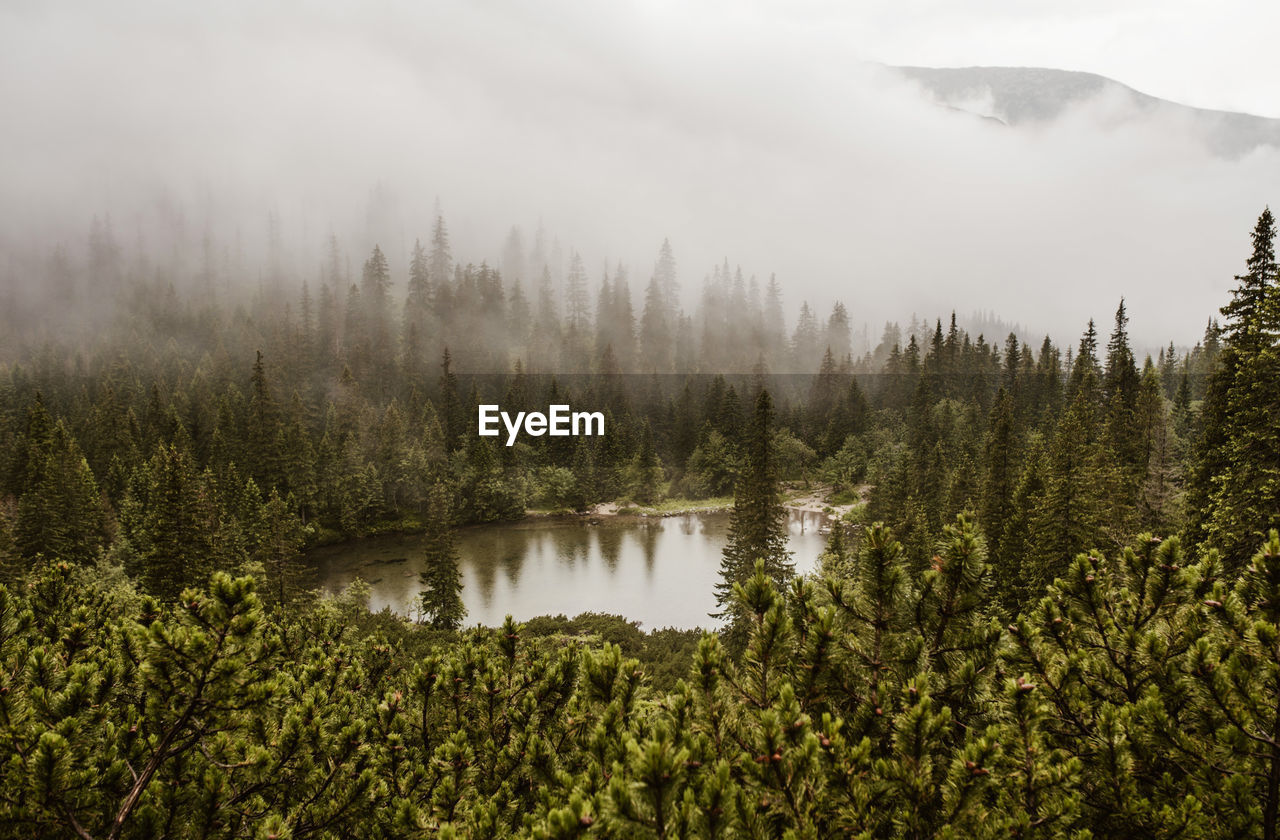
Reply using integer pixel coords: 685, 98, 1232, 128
310, 510, 831, 629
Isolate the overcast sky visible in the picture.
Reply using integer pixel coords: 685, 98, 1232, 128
1, 0, 1277, 349
797, 0, 1279, 117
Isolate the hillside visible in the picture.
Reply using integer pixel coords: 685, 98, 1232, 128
895, 65, 1280, 158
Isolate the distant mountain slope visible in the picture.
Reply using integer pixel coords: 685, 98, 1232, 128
894, 65, 1280, 158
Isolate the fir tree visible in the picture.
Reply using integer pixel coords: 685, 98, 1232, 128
1028, 361, 1108, 588
638, 275, 671, 373
429, 213, 452, 287
981, 387, 1017, 570
713, 389, 792, 649
629, 422, 663, 504
121, 442, 221, 599
253, 488, 309, 605
438, 348, 464, 450
418, 481, 465, 629
14, 420, 105, 567
1192, 209, 1280, 566
1221, 207, 1279, 351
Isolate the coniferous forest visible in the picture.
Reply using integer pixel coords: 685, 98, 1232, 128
0, 200, 1279, 839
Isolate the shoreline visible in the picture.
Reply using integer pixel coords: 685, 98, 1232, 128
582, 483, 871, 520
308, 484, 871, 549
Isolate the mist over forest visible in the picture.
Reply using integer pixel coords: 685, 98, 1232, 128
4, 1, 1279, 352
9, 4, 1280, 839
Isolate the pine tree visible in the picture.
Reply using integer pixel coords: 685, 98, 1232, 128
1027, 375, 1106, 588
564, 251, 590, 332
246, 350, 283, 489
999, 435, 1047, 612
1188, 531, 1280, 840
628, 422, 663, 504
253, 488, 309, 605
988, 674, 1084, 837
438, 348, 464, 450
1103, 300, 1142, 482
1135, 361, 1178, 532
403, 238, 434, 380
914, 515, 1001, 727
122, 442, 221, 599
714, 389, 792, 649
429, 213, 452, 289
818, 515, 851, 575
791, 302, 820, 372
1191, 209, 1280, 567
417, 482, 465, 630
763, 274, 787, 368
655, 237, 678, 316
1103, 299, 1139, 406
981, 388, 1017, 578
15, 420, 106, 567
1221, 207, 1279, 351
609, 264, 636, 371
1004, 534, 1207, 837
1066, 319, 1099, 402
825, 301, 852, 362
638, 275, 671, 373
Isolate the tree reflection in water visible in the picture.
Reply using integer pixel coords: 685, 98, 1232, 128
309, 510, 830, 629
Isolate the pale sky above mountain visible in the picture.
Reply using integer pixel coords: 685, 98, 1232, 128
0, 0, 1276, 350
779, 0, 1278, 117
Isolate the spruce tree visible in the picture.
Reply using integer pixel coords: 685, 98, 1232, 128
438, 348, 464, 450
1192, 209, 1280, 566
429, 213, 452, 287
246, 350, 283, 489
254, 489, 309, 606
1221, 207, 1279, 351
1103, 299, 1142, 484
999, 435, 1047, 612
981, 387, 1017, 571
418, 481, 465, 629
1028, 367, 1106, 587
121, 442, 222, 600
629, 421, 663, 504
638, 275, 671, 373
14, 420, 105, 567
713, 389, 792, 648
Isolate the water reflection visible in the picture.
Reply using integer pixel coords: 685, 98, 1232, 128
310, 510, 831, 629
597, 527, 622, 571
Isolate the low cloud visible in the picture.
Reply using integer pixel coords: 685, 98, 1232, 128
2, 0, 1276, 350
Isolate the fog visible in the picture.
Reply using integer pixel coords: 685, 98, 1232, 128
2, 0, 1277, 350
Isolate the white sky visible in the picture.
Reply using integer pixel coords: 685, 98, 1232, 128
773, 0, 1279, 117
1, 0, 1277, 348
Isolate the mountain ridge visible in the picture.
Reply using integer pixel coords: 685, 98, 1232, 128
893, 65, 1280, 158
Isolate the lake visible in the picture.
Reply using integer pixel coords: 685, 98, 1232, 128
310, 509, 832, 629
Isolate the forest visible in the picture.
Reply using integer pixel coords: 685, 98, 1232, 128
0, 204, 1277, 838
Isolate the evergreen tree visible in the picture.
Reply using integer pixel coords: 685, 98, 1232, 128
628, 421, 663, 504
1028, 373, 1106, 588
246, 350, 283, 489
981, 387, 1018, 570
14, 420, 105, 567
1192, 209, 1280, 567
429, 213, 452, 288
121, 442, 221, 600
438, 348, 464, 450
638, 275, 671, 373
999, 435, 1048, 612
253, 488, 309, 605
1221, 207, 1279, 351
713, 389, 792, 649
418, 480, 465, 629
1103, 299, 1142, 478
